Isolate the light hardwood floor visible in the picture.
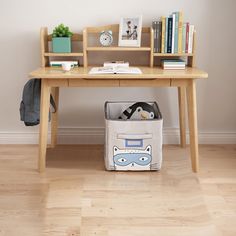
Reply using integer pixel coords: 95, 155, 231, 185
0, 145, 235, 236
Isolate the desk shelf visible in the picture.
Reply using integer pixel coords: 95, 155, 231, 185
40, 25, 196, 68
40, 27, 83, 67
83, 24, 154, 67
86, 47, 151, 52
44, 53, 84, 57
153, 53, 194, 57
152, 31, 196, 67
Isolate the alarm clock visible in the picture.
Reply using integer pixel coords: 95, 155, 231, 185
99, 30, 113, 46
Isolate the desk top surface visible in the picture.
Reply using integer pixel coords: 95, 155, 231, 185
29, 66, 208, 80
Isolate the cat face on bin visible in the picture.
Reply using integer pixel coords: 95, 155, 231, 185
113, 146, 152, 166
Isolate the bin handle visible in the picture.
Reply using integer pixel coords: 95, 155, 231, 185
117, 133, 153, 140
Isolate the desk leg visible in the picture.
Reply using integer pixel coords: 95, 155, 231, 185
186, 80, 199, 172
51, 87, 59, 148
38, 80, 50, 172
178, 87, 186, 148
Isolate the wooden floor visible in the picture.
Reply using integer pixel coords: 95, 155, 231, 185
0, 145, 235, 236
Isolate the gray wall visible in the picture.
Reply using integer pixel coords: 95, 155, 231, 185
0, 0, 235, 144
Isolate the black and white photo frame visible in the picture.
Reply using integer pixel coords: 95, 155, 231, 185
118, 15, 142, 47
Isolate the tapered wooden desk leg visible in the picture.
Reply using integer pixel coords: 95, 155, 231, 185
178, 87, 186, 148
186, 80, 199, 172
51, 87, 59, 148
38, 80, 50, 172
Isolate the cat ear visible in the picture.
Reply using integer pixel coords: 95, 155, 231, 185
145, 145, 151, 154
113, 146, 119, 155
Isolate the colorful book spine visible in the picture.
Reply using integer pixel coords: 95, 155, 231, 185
185, 22, 189, 53
152, 21, 157, 53
173, 12, 179, 53
171, 13, 175, 53
156, 21, 162, 53
182, 23, 187, 53
188, 25, 194, 53
178, 12, 183, 53
161, 16, 166, 53
167, 17, 173, 53
165, 17, 169, 53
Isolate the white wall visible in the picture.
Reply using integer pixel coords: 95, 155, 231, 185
0, 0, 235, 144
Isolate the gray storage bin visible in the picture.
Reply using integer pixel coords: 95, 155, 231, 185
104, 101, 163, 171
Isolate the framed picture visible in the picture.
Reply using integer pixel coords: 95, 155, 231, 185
118, 15, 142, 47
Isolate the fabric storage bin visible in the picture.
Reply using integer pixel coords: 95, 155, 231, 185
104, 101, 163, 171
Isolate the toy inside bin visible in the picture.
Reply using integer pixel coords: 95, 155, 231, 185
104, 101, 163, 171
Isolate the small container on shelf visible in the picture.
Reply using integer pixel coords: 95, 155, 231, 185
52, 37, 72, 53
51, 24, 73, 53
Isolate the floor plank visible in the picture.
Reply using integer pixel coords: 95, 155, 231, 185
0, 144, 235, 236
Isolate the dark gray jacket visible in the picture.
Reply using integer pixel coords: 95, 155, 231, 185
20, 79, 56, 126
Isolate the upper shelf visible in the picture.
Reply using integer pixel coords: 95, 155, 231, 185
44, 52, 83, 57
153, 53, 194, 57
40, 25, 196, 67
86, 47, 151, 52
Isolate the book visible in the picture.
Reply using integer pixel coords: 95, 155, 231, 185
152, 21, 158, 53
89, 66, 142, 74
171, 13, 175, 53
162, 59, 186, 65
165, 17, 169, 53
178, 12, 183, 53
173, 12, 179, 53
161, 59, 185, 64
50, 61, 79, 67
156, 21, 162, 53
167, 17, 173, 53
162, 65, 185, 70
188, 25, 194, 53
182, 23, 187, 53
161, 17, 166, 53
185, 22, 190, 53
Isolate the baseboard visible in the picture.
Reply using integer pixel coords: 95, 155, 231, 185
0, 127, 235, 144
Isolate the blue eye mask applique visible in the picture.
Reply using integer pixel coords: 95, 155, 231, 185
114, 153, 151, 166
113, 145, 152, 170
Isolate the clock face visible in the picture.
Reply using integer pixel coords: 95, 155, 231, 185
100, 31, 113, 46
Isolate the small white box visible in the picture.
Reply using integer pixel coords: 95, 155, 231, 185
104, 101, 163, 171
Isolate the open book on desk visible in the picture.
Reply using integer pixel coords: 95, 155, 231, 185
89, 66, 142, 75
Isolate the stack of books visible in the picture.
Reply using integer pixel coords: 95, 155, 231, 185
50, 61, 79, 67
161, 59, 186, 70
152, 12, 194, 54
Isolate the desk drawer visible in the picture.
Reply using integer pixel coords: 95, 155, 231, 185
120, 79, 171, 87
69, 79, 119, 87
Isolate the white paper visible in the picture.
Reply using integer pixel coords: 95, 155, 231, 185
89, 66, 142, 74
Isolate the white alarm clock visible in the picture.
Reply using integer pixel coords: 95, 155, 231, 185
99, 31, 113, 46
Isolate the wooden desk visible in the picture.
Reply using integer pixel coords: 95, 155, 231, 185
29, 66, 208, 173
